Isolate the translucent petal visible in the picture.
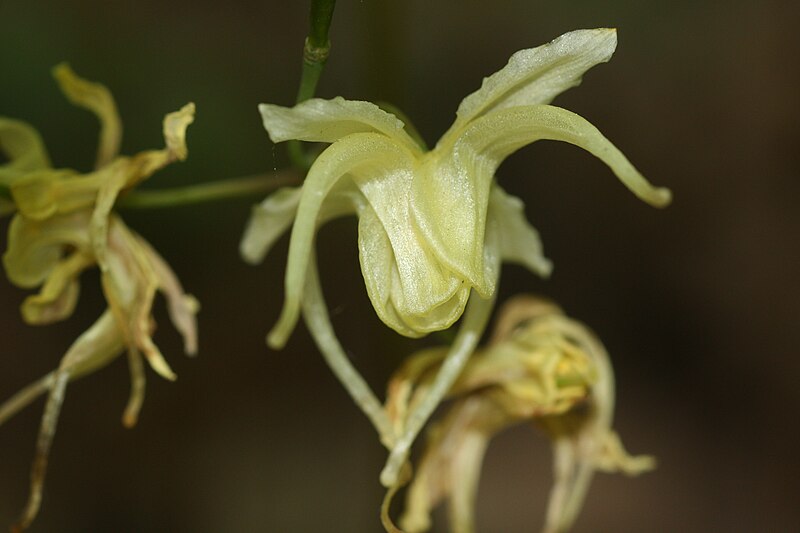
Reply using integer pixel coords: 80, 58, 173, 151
464, 104, 671, 207
444, 28, 617, 142
357, 202, 467, 338
259, 97, 420, 153
267, 133, 417, 348
53, 63, 122, 168
487, 184, 553, 277
410, 143, 497, 297
0, 117, 51, 185
240, 186, 303, 265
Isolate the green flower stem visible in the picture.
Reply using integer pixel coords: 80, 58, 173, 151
116, 171, 300, 210
288, 0, 337, 170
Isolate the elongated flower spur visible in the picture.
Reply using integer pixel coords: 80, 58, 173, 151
0, 64, 198, 530
385, 295, 655, 533
242, 28, 670, 488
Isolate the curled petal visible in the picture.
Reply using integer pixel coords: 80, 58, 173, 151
92, 103, 194, 269
0, 117, 51, 185
134, 232, 200, 356
53, 63, 122, 168
162, 103, 194, 162
21, 251, 94, 325
10, 168, 87, 220
268, 132, 417, 348
445, 28, 618, 141
240, 186, 303, 265
469, 105, 671, 207
357, 172, 468, 337
3, 211, 91, 288
401, 395, 506, 533
259, 97, 420, 153
102, 217, 176, 380
301, 249, 395, 446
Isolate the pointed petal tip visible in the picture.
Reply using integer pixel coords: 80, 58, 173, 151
650, 187, 673, 208
51, 62, 70, 78
266, 329, 288, 350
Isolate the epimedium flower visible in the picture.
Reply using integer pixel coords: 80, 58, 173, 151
0, 64, 197, 530
242, 28, 670, 487
386, 295, 655, 533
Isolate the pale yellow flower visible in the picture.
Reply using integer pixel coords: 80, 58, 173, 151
0, 64, 197, 530
387, 295, 655, 533
242, 29, 670, 487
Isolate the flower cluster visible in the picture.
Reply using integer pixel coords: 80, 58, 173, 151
242, 28, 670, 488
0, 64, 197, 530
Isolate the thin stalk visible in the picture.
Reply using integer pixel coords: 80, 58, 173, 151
116, 171, 300, 210
288, 0, 337, 169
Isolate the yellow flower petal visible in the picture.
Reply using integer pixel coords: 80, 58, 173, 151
444, 28, 618, 142
53, 63, 122, 168
268, 132, 418, 348
20, 251, 93, 325
240, 186, 303, 265
462, 104, 672, 206
0, 117, 51, 185
487, 184, 552, 277
259, 97, 420, 153
3, 211, 92, 288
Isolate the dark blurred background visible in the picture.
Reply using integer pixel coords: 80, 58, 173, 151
1, 1, 799, 531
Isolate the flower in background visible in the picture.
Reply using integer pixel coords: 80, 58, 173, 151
0, 64, 197, 530
386, 295, 655, 533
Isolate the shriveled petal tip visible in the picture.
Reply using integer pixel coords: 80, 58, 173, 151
0, 117, 51, 183
163, 103, 195, 161
446, 28, 618, 141
259, 97, 419, 151
52, 62, 122, 168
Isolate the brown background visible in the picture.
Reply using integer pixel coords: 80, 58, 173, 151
1, 1, 799, 531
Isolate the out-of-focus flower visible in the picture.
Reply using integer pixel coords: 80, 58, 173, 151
385, 295, 654, 533
242, 28, 669, 487
0, 64, 197, 530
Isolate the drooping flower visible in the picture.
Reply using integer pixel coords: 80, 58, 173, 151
0, 64, 197, 530
385, 295, 655, 533
242, 28, 670, 486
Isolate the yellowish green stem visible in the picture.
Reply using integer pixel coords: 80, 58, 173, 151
288, 0, 337, 170
117, 171, 300, 210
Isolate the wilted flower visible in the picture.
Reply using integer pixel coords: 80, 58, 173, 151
242, 29, 670, 486
0, 64, 197, 530
386, 295, 655, 533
